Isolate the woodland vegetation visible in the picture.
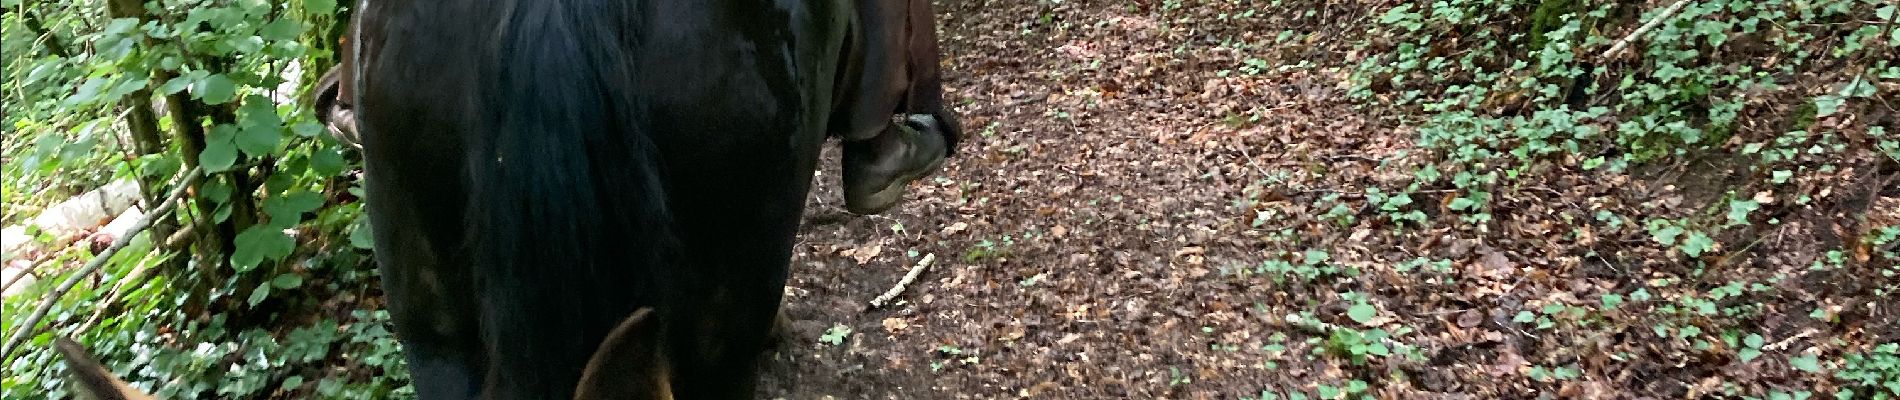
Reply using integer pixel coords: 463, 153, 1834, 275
3, 0, 1895, 398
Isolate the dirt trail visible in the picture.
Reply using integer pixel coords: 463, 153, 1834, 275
760, 0, 1398, 397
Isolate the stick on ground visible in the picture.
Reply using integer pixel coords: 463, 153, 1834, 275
869, 253, 936, 309
1600, 0, 1693, 60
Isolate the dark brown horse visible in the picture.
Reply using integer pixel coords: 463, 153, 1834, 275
336, 0, 957, 398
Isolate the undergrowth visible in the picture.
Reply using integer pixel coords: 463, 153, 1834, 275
1328, 0, 1898, 396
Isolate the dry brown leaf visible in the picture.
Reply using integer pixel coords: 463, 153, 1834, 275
848, 244, 881, 265
1479, 250, 1515, 273
882, 317, 910, 333
1491, 347, 1527, 377
1457, 309, 1483, 328
942, 221, 969, 235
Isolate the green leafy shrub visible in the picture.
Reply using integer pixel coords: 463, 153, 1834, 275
2, 0, 407, 396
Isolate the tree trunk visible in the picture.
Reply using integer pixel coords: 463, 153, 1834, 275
103, 0, 184, 272
20, 8, 74, 58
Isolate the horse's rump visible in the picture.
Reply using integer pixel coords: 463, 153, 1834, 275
354, 0, 855, 398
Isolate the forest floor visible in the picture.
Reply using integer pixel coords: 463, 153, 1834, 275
754, 0, 1900, 398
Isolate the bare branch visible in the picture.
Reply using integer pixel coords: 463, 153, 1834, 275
869, 253, 937, 309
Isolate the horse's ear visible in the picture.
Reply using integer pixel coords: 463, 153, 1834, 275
54, 337, 156, 400
573, 308, 672, 400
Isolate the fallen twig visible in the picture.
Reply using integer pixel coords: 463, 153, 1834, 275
1764, 328, 1819, 352
869, 253, 936, 309
1, 167, 202, 362
1600, 0, 1694, 61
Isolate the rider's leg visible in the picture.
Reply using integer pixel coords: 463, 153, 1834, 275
837, 0, 955, 215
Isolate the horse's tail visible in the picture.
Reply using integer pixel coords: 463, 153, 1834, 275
465, 0, 666, 397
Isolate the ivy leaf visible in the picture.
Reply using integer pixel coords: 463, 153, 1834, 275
1378, 4, 1414, 24
1739, 347, 1763, 362
1790, 354, 1822, 373
1772, 170, 1794, 184
197, 74, 239, 105
260, 18, 303, 41
264, 191, 325, 226
1814, 95, 1845, 117
819, 324, 852, 345
136, 153, 183, 178
1601, 293, 1624, 309
248, 284, 272, 306
1581, 156, 1605, 170
1448, 197, 1476, 211
107, 77, 150, 100
237, 125, 280, 157
201, 126, 240, 172
311, 147, 346, 176
270, 273, 303, 289
66, 77, 111, 106
158, 72, 203, 95
1302, 249, 1330, 265
240, 96, 283, 129
1651, 225, 1684, 246
236, 99, 283, 156
1316, 385, 1341, 399
1347, 304, 1378, 325
1726, 199, 1760, 227
1680, 232, 1716, 257
291, 121, 324, 138
281, 375, 306, 392
232, 225, 295, 272
349, 222, 375, 250
102, 17, 141, 35
1367, 342, 1389, 356
201, 179, 234, 203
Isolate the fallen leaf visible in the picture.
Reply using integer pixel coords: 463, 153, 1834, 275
848, 244, 882, 265
943, 221, 969, 235
1491, 347, 1527, 377
1479, 249, 1515, 273
882, 317, 910, 333
1457, 309, 1483, 328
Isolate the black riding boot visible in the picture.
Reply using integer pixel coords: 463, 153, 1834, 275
841, 114, 948, 215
